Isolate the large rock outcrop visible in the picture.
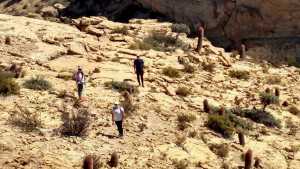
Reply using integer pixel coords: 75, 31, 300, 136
63, 0, 300, 49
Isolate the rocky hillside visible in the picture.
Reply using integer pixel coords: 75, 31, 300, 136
0, 14, 300, 169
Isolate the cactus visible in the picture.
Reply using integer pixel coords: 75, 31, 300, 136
109, 152, 119, 167
238, 132, 245, 146
218, 107, 226, 116
203, 99, 210, 113
83, 155, 93, 169
282, 101, 289, 107
265, 88, 271, 93
239, 44, 246, 58
275, 88, 280, 97
254, 157, 261, 168
245, 149, 253, 169
196, 25, 204, 53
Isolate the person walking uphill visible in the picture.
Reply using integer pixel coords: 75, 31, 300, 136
134, 56, 144, 87
75, 67, 85, 100
112, 102, 125, 138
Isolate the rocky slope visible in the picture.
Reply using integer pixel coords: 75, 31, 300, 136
0, 14, 300, 169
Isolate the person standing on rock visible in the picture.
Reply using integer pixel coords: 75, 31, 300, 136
112, 102, 125, 138
74, 66, 85, 100
133, 56, 144, 87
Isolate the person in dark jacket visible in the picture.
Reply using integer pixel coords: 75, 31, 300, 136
133, 56, 144, 87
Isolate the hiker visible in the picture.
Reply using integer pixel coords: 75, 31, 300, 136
112, 102, 125, 138
74, 66, 85, 100
133, 56, 144, 87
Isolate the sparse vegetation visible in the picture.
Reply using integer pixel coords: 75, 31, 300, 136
259, 91, 279, 110
289, 105, 300, 116
201, 62, 216, 72
209, 143, 229, 158
60, 107, 91, 137
175, 133, 187, 147
9, 104, 42, 131
176, 86, 190, 97
129, 31, 189, 52
121, 91, 137, 115
56, 72, 73, 81
207, 114, 234, 138
266, 75, 282, 84
104, 81, 139, 94
173, 159, 189, 169
183, 64, 195, 73
0, 72, 20, 96
24, 76, 52, 91
177, 112, 196, 130
163, 66, 181, 78
229, 69, 250, 80
171, 23, 191, 40
111, 26, 129, 35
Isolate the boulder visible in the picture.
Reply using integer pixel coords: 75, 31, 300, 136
66, 42, 86, 55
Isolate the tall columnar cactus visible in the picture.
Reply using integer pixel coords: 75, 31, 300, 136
109, 152, 119, 167
239, 44, 246, 58
203, 99, 210, 113
265, 88, 271, 93
196, 25, 204, 53
238, 132, 245, 146
245, 149, 253, 169
275, 88, 280, 97
83, 155, 93, 169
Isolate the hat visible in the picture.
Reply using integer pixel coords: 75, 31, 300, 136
114, 101, 119, 105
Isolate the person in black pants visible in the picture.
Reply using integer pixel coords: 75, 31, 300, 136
133, 56, 144, 87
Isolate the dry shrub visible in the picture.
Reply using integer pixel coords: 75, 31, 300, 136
176, 87, 190, 97
177, 112, 196, 130
259, 92, 279, 110
0, 72, 20, 96
60, 106, 91, 137
111, 26, 129, 35
209, 143, 229, 158
289, 105, 300, 116
183, 64, 195, 73
121, 91, 138, 115
129, 31, 189, 52
229, 69, 250, 80
24, 76, 52, 91
163, 66, 181, 78
175, 133, 187, 147
266, 75, 281, 84
104, 80, 139, 94
56, 72, 73, 81
202, 62, 216, 72
9, 104, 42, 131
173, 159, 189, 169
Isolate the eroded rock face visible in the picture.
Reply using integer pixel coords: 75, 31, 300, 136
137, 0, 300, 47
64, 0, 300, 48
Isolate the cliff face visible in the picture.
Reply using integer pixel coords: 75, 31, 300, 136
63, 0, 300, 48
136, 0, 300, 47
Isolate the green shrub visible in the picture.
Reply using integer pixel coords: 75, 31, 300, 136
259, 92, 279, 110
176, 87, 190, 97
111, 26, 129, 35
129, 31, 189, 52
171, 23, 190, 40
0, 72, 20, 96
183, 64, 195, 73
238, 108, 281, 128
229, 69, 250, 80
163, 66, 181, 78
207, 114, 234, 138
104, 81, 138, 94
24, 76, 52, 91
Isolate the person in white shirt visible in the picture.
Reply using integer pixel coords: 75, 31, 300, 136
112, 102, 125, 138
74, 66, 85, 100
